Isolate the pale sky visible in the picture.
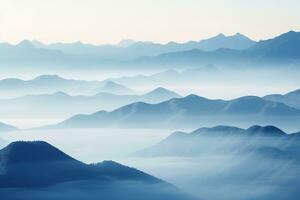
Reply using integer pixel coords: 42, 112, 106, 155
0, 0, 299, 44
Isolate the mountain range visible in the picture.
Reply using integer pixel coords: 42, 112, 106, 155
130, 125, 300, 200
133, 125, 300, 157
3, 31, 300, 69
46, 94, 300, 130
130, 31, 300, 67
32, 33, 255, 60
0, 141, 195, 200
0, 87, 180, 119
0, 75, 135, 98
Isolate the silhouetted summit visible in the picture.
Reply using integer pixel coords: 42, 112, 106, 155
245, 125, 286, 136
0, 141, 74, 164
0, 141, 196, 200
0, 141, 162, 188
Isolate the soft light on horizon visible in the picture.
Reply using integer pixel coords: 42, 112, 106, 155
0, 0, 300, 45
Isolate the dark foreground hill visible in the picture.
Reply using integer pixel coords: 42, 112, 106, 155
0, 141, 196, 200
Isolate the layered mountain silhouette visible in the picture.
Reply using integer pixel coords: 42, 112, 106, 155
0, 75, 137, 98
2, 31, 299, 68
264, 88, 300, 109
0, 40, 68, 67
131, 31, 300, 67
30, 33, 255, 60
133, 125, 300, 158
0, 75, 103, 98
0, 141, 196, 200
0, 87, 180, 119
107, 65, 222, 86
47, 94, 300, 129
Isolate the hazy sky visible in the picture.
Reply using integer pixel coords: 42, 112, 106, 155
0, 0, 299, 44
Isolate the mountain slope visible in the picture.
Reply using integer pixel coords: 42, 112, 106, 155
0, 141, 160, 187
264, 88, 300, 109
139, 87, 181, 102
249, 30, 300, 60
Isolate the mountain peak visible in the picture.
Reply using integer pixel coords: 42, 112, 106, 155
17, 40, 34, 48
276, 30, 299, 40
0, 141, 73, 165
53, 91, 69, 97
104, 81, 121, 87
146, 87, 180, 96
117, 39, 136, 47
232, 95, 265, 102
232, 33, 251, 39
286, 30, 297, 35
33, 74, 63, 81
218, 33, 226, 37
245, 125, 286, 136
192, 125, 244, 136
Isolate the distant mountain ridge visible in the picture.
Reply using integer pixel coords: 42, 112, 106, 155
133, 125, 300, 157
31, 33, 255, 58
0, 87, 180, 119
130, 31, 300, 67
2, 31, 300, 68
45, 94, 300, 129
0, 75, 135, 98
